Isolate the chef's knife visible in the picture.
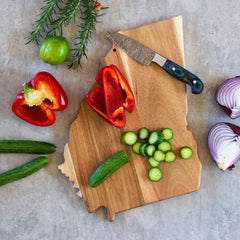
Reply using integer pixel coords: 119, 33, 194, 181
106, 31, 204, 94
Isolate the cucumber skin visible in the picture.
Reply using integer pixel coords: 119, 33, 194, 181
0, 140, 57, 154
0, 156, 49, 186
89, 150, 129, 188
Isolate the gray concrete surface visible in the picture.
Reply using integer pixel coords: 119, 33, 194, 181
1, 0, 240, 239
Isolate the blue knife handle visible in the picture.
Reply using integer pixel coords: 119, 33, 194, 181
162, 60, 204, 94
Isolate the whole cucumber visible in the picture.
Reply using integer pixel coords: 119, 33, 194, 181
0, 156, 49, 186
0, 140, 56, 154
89, 150, 129, 188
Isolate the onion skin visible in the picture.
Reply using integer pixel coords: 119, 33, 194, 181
208, 122, 240, 171
216, 76, 240, 119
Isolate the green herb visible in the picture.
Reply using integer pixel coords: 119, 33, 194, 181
26, 0, 63, 45
26, 0, 107, 69
68, 0, 101, 69
47, 0, 82, 37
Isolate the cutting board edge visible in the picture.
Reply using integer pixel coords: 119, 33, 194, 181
58, 143, 82, 198
88, 183, 201, 222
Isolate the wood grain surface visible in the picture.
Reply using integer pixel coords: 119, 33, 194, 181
58, 16, 202, 222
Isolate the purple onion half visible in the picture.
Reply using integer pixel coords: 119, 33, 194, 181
216, 76, 240, 119
208, 122, 240, 171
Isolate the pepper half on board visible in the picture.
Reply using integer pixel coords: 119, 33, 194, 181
85, 65, 135, 128
12, 72, 68, 126
85, 88, 126, 128
95, 65, 135, 113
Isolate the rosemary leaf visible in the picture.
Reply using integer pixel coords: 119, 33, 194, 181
68, 0, 103, 69
26, 0, 63, 45
47, 0, 82, 37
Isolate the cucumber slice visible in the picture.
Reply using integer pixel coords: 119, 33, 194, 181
148, 131, 165, 145
138, 127, 150, 140
180, 147, 193, 160
145, 145, 156, 157
158, 140, 172, 152
162, 128, 174, 140
148, 157, 160, 167
132, 142, 142, 154
153, 150, 165, 162
165, 151, 176, 162
139, 143, 148, 156
89, 150, 129, 188
121, 131, 138, 146
148, 168, 162, 182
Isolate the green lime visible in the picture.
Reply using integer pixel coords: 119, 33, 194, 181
40, 36, 69, 65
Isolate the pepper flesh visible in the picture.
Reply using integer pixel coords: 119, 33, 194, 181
102, 66, 124, 119
12, 72, 68, 126
85, 88, 126, 128
95, 65, 135, 113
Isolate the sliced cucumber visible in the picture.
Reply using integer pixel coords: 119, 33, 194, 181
138, 127, 150, 140
145, 145, 156, 157
132, 142, 142, 155
148, 168, 162, 182
139, 143, 148, 156
162, 128, 173, 140
121, 131, 138, 146
158, 140, 172, 152
89, 150, 129, 188
165, 151, 176, 162
153, 150, 165, 162
148, 131, 165, 145
148, 157, 160, 167
180, 147, 193, 160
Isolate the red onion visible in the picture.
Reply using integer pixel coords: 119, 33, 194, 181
208, 122, 240, 171
216, 76, 240, 119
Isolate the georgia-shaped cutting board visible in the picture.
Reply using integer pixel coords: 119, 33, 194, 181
58, 16, 202, 222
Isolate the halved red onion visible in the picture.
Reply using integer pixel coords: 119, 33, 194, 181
208, 122, 240, 171
216, 76, 240, 119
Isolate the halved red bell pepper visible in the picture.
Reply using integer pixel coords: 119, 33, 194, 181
12, 72, 68, 126
102, 66, 124, 119
85, 88, 126, 128
95, 64, 135, 113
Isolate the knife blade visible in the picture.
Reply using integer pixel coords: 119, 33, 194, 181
106, 31, 204, 94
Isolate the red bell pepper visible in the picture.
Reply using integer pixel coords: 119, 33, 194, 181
95, 64, 135, 113
12, 72, 68, 126
86, 65, 135, 128
102, 66, 124, 119
85, 88, 126, 128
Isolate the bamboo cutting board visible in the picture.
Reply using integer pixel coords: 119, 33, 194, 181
59, 16, 202, 221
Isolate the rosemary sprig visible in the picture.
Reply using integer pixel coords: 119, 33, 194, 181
26, 0, 107, 69
68, 0, 103, 69
47, 0, 82, 37
26, 0, 63, 45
